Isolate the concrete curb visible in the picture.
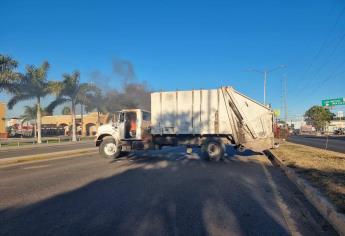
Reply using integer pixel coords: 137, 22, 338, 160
265, 150, 345, 236
0, 148, 98, 166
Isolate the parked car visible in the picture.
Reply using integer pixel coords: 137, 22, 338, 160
333, 128, 345, 135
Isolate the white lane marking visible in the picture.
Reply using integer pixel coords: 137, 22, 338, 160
23, 164, 51, 170
260, 161, 301, 236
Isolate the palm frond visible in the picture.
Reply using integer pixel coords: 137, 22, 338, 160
0, 55, 18, 73
46, 97, 70, 114
20, 106, 36, 123
0, 55, 21, 93
7, 94, 36, 109
48, 81, 63, 95
6, 60, 53, 109
0, 79, 19, 93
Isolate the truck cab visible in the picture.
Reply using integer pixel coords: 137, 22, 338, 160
95, 109, 151, 159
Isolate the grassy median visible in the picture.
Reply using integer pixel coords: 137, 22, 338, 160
271, 141, 345, 213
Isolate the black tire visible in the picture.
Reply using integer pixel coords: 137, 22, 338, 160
201, 138, 225, 161
99, 137, 121, 159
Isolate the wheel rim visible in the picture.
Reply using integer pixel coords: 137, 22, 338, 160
104, 142, 117, 156
207, 142, 220, 157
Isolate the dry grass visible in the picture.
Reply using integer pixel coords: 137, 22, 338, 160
271, 141, 345, 213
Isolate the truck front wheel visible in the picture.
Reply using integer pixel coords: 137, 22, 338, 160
201, 138, 225, 161
99, 137, 121, 159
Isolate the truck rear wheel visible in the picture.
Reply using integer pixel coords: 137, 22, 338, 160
99, 137, 121, 159
201, 138, 225, 161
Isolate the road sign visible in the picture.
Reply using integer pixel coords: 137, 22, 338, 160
322, 98, 345, 107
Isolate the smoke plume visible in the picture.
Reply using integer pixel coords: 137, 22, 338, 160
87, 58, 151, 113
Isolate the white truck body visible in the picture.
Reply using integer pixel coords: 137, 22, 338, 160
150, 86, 274, 151
95, 86, 275, 160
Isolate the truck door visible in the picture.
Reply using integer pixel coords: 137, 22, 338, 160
124, 111, 137, 139
141, 111, 151, 140
117, 112, 126, 140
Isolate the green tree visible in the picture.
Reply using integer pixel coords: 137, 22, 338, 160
305, 105, 334, 131
61, 106, 71, 115
47, 71, 95, 141
0, 55, 20, 93
8, 61, 54, 144
20, 105, 48, 138
20, 105, 37, 123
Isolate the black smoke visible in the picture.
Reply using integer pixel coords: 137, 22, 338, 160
87, 58, 151, 113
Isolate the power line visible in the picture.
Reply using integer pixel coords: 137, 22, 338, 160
292, 5, 345, 96
308, 67, 345, 96
294, 59, 345, 102
291, 29, 345, 102
302, 31, 345, 88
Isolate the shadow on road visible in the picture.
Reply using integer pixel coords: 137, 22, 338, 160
0, 146, 336, 235
113, 145, 263, 162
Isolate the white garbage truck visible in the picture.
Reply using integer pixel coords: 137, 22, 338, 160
95, 86, 275, 161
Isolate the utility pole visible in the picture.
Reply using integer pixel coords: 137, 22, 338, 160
284, 76, 288, 125
264, 71, 267, 105
80, 104, 84, 136
248, 65, 286, 105
281, 75, 288, 124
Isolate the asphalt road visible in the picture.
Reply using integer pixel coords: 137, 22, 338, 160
0, 148, 337, 236
288, 135, 345, 153
0, 141, 94, 159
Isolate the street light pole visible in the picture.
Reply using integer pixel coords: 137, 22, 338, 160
248, 65, 286, 105
264, 71, 267, 105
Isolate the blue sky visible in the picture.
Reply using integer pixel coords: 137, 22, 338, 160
1, 0, 345, 118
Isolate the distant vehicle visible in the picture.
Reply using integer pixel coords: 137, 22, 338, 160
291, 129, 299, 135
333, 128, 345, 135
95, 86, 275, 161
300, 125, 315, 134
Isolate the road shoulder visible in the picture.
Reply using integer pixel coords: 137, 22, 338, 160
266, 143, 345, 235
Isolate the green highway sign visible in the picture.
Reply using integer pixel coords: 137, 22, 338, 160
322, 98, 345, 107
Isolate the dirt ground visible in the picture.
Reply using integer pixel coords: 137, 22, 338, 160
271, 141, 345, 213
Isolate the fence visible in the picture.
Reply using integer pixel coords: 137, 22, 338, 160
0, 136, 94, 148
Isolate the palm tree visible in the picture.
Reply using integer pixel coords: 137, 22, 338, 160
47, 71, 95, 141
0, 55, 19, 93
8, 61, 53, 144
20, 105, 47, 138
61, 106, 71, 115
